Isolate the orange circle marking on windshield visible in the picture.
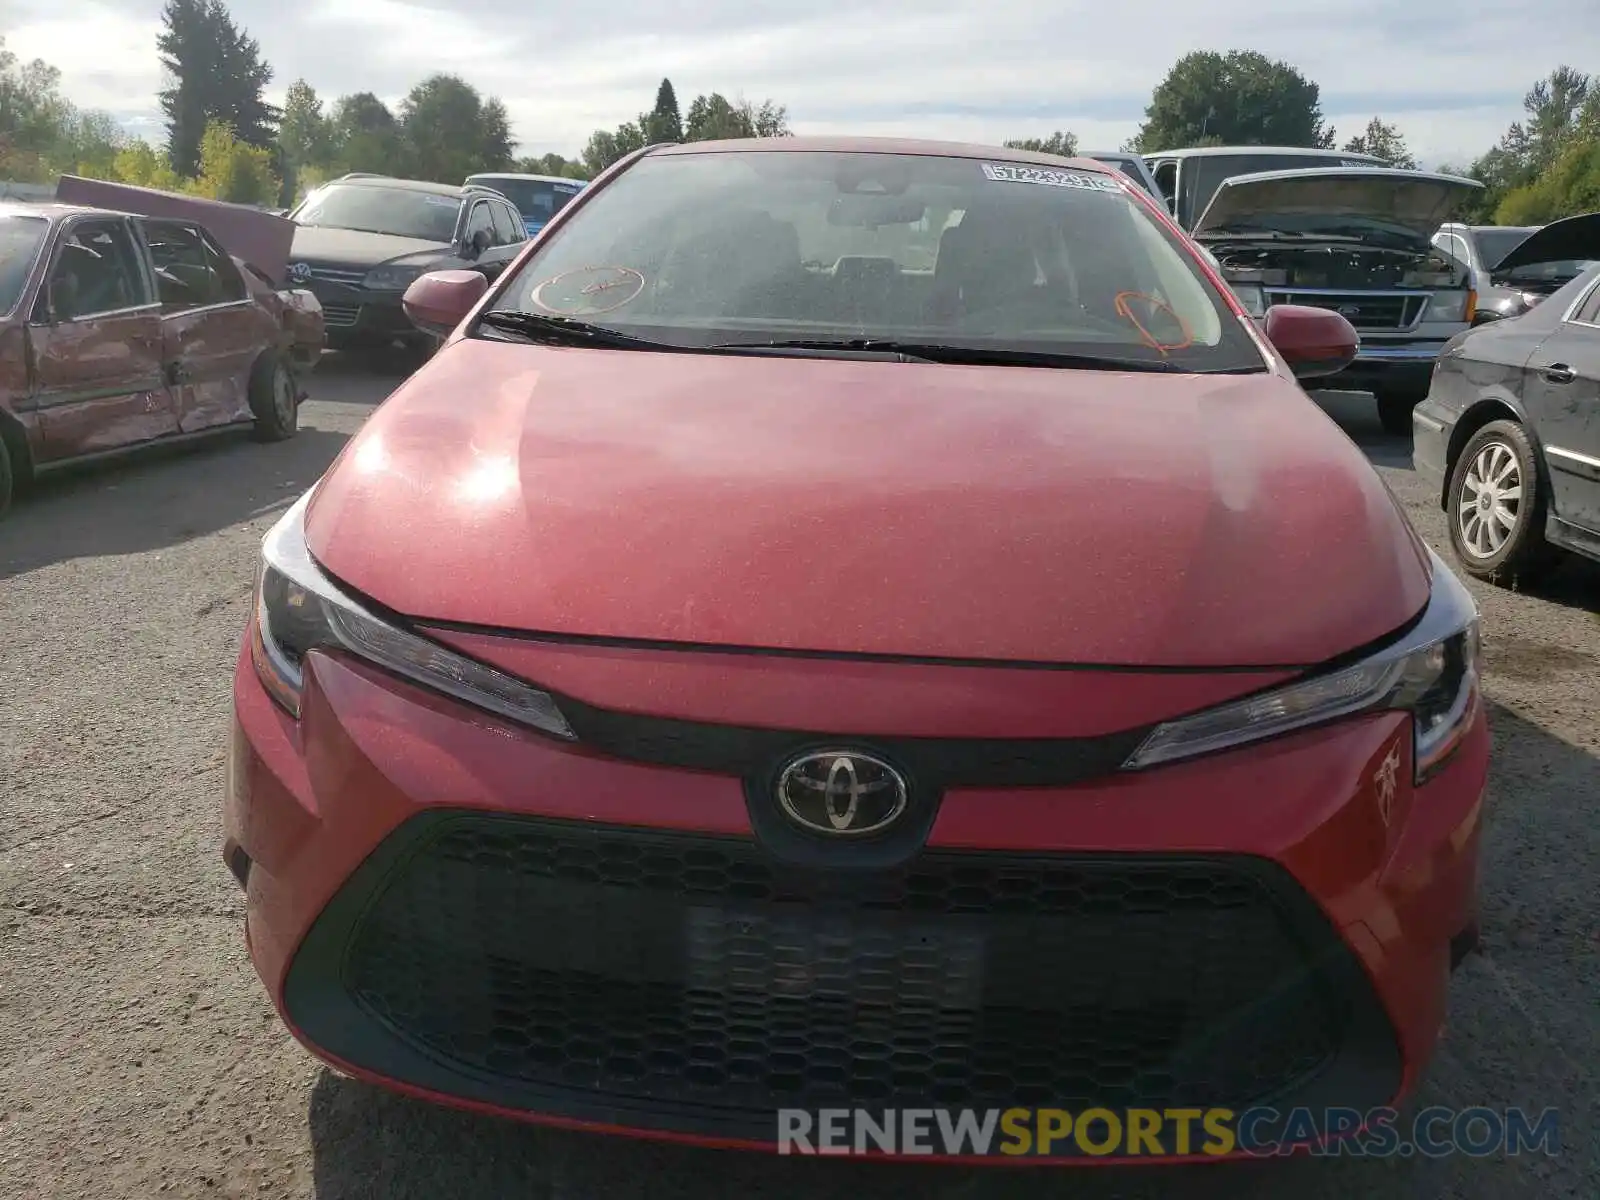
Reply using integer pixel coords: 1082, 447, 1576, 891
532, 266, 646, 315
1115, 290, 1195, 352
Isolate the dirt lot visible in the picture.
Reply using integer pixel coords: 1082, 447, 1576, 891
1, 362, 1596, 1199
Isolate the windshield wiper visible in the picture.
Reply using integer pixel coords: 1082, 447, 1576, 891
476, 310, 681, 351
721, 338, 1184, 372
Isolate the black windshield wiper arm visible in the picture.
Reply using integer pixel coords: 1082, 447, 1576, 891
721, 338, 1182, 372
476, 310, 679, 351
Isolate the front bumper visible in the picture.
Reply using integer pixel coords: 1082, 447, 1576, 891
226, 640, 1486, 1162
302, 280, 418, 344
1411, 398, 1455, 505
1320, 342, 1449, 397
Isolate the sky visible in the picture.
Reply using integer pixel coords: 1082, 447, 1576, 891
5, 0, 1598, 170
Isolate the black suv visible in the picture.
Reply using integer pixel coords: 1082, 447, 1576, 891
285, 175, 528, 354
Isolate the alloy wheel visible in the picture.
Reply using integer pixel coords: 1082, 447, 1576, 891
1456, 439, 1523, 558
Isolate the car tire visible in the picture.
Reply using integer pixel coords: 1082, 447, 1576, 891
1375, 390, 1423, 437
1446, 419, 1562, 585
248, 350, 299, 443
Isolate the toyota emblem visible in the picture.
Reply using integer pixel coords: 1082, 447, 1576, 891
775, 750, 909, 837
288, 262, 313, 284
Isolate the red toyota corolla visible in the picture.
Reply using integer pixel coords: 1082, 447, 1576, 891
226, 138, 1486, 1162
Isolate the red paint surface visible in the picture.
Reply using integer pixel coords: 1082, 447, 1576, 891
306, 339, 1430, 667
227, 644, 1487, 1150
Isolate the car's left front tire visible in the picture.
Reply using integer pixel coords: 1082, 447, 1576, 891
1445, 419, 1562, 584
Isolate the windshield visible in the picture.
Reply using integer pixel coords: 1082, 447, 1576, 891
491, 151, 1263, 372
0, 214, 48, 316
1500, 257, 1598, 284
1474, 227, 1539, 268
468, 177, 584, 221
1182, 151, 1381, 228
291, 184, 461, 243
1088, 156, 1155, 195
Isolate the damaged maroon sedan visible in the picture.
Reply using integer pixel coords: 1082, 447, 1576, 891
0, 176, 324, 515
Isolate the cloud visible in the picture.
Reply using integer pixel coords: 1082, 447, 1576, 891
5, 0, 1597, 166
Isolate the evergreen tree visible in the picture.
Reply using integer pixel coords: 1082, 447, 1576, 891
157, 0, 278, 175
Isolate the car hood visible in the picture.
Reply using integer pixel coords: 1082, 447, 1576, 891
288, 225, 451, 268
1193, 167, 1484, 244
304, 340, 1432, 669
1490, 211, 1600, 272
54, 174, 297, 285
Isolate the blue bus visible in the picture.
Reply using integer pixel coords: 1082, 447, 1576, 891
463, 173, 588, 237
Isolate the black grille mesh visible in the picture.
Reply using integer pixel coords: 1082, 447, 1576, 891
337, 816, 1353, 1115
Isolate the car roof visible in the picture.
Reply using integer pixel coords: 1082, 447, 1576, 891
466, 172, 585, 185
0, 200, 108, 220
646, 135, 1121, 174
1143, 145, 1387, 162
329, 176, 469, 198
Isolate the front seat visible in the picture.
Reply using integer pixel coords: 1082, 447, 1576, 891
929, 207, 1042, 325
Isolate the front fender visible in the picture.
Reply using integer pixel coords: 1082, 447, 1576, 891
277, 288, 325, 370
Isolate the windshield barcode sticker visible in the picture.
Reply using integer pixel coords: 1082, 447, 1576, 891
981, 164, 1123, 192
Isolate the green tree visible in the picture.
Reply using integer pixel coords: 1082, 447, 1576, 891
517, 152, 587, 180
278, 81, 329, 170
1004, 131, 1078, 157
106, 139, 185, 190
1459, 66, 1594, 221
1495, 136, 1600, 224
157, 0, 278, 176
1341, 117, 1417, 169
580, 84, 791, 174
644, 78, 682, 143
582, 122, 645, 175
190, 119, 277, 203
684, 93, 751, 141
327, 91, 403, 175
398, 74, 515, 182
738, 97, 792, 138
1132, 50, 1335, 152
276, 79, 330, 204
0, 39, 123, 182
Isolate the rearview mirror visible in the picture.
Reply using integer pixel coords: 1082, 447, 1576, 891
1262, 305, 1359, 379
402, 270, 488, 338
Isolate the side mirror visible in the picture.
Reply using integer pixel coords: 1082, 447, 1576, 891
1262, 304, 1359, 379
402, 270, 488, 338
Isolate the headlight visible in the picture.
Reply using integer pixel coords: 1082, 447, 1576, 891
1427, 289, 1475, 322
1228, 282, 1268, 318
363, 265, 424, 291
249, 489, 575, 739
1123, 550, 1480, 785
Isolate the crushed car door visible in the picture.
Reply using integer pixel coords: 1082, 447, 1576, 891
26, 216, 176, 462
1524, 284, 1600, 531
142, 219, 272, 433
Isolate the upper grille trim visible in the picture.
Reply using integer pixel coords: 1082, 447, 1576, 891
557, 691, 1150, 789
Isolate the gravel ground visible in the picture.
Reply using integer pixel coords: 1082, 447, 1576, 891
1, 363, 1595, 1200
